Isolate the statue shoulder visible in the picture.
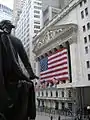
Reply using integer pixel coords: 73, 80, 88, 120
10, 35, 22, 45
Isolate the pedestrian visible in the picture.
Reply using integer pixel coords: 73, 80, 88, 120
50, 116, 53, 120
58, 116, 61, 120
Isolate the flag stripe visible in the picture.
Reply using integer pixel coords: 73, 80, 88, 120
41, 72, 68, 79
48, 57, 67, 66
40, 66, 68, 75
48, 49, 67, 60
40, 69, 68, 78
48, 54, 67, 64
40, 64, 68, 74
48, 52, 67, 62
48, 61, 67, 69
40, 48, 69, 83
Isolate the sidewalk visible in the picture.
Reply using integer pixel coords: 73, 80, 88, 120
36, 112, 73, 120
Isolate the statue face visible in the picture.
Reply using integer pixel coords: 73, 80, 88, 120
3, 24, 12, 34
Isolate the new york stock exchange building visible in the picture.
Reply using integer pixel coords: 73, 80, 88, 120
33, 0, 90, 117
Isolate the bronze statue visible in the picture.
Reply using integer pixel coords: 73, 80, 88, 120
0, 20, 39, 120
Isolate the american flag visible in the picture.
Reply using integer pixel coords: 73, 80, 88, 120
40, 48, 69, 83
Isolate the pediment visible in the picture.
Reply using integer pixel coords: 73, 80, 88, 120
33, 24, 77, 54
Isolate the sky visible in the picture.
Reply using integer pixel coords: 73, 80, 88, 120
0, 0, 14, 9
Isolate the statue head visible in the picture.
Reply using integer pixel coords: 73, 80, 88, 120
0, 20, 15, 34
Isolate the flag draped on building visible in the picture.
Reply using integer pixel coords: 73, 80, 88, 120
40, 48, 69, 85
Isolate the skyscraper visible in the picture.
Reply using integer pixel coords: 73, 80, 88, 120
0, 4, 12, 21
15, 0, 43, 74
13, 0, 26, 27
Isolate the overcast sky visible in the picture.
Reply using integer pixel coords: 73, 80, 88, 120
0, 0, 13, 9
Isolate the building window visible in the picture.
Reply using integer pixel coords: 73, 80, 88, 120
34, 25, 40, 29
68, 90, 72, 98
80, 1, 82, 7
81, 11, 84, 19
56, 91, 58, 97
42, 91, 43, 96
34, 15, 40, 18
88, 74, 90, 80
86, 61, 90, 68
34, 10, 40, 14
51, 91, 52, 97
85, 8, 88, 16
34, 6, 41, 9
62, 102, 65, 110
34, 30, 39, 33
88, 35, 90, 41
87, 23, 90, 30
55, 102, 59, 110
85, 46, 88, 54
68, 103, 72, 111
83, 25, 86, 32
38, 92, 40, 96
62, 91, 64, 97
84, 0, 87, 4
42, 101, 44, 107
46, 91, 48, 97
34, 21, 40, 24
84, 37, 87, 43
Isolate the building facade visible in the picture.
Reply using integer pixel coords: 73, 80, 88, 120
42, 0, 70, 26
0, 4, 12, 21
13, 0, 26, 25
15, 0, 43, 74
33, 0, 90, 117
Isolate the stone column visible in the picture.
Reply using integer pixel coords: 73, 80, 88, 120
59, 102, 62, 110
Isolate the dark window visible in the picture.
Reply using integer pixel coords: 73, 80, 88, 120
62, 91, 64, 97
83, 25, 86, 32
84, 0, 87, 4
85, 8, 88, 16
80, 2, 82, 7
85, 46, 88, 54
88, 74, 90, 80
34, 25, 40, 29
68, 90, 72, 98
56, 91, 58, 97
68, 103, 72, 111
46, 91, 48, 97
86, 61, 90, 68
55, 102, 59, 110
88, 35, 90, 41
34, 10, 40, 14
62, 102, 65, 110
87, 23, 90, 30
81, 11, 84, 19
38, 100, 40, 107
34, 6, 41, 9
84, 37, 87, 43
42, 101, 44, 107
38, 92, 40, 96
34, 30, 39, 33
34, 21, 40, 24
34, 15, 40, 18
51, 91, 52, 97
42, 91, 43, 96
